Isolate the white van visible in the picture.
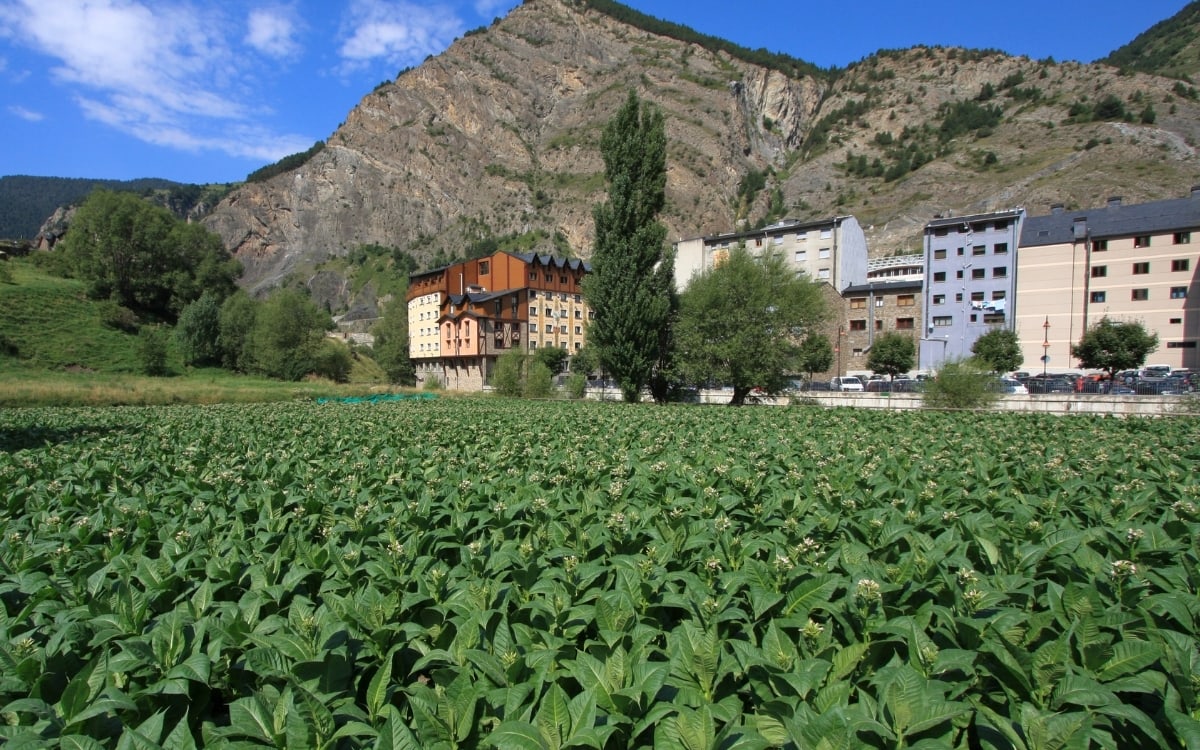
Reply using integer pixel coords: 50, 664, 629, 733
830, 376, 864, 392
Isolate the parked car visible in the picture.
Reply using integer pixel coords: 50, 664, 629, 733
892, 378, 922, 393
830, 376, 865, 392
997, 377, 1029, 395
1025, 375, 1073, 394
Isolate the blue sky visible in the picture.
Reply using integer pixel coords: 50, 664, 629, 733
0, 0, 1188, 185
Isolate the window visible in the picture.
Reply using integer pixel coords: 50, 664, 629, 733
992, 290, 1006, 301
574, 294, 581, 302
1133, 262, 1150, 275
933, 316, 953, 327
994, 220, 1009, 230
795, 250, 807, 262
1173, 259, 1191, 272
1091, 240, 1107, 252
852, 348, 863, 356
933, 294, 945, 305
529, 290, 537, 299
479, 260, 490, 274
933, 272, 946, 283
992, 267, 1007, 278
1174, 232, 1191, 244
820, 228, 832, 239
957, 247, 965, 256
529, 323, 538, 333
994, 242, 1008, 255
771, 235, 783, 245
972, 268, 986, 280
819, 248, 831, 259
495, 300, 503, 315
849, 319, 867, 331
1134, 235, 1151, 248
544, 273, 553, 282
972, 245, 986, 256
529, 271, 537, 280
1091, 265, 1107, 278
1090, 291, 1106, 303
897, 294, 915, 306
560, 275, 568, 284
817, 268, 831, 279
529, 306, 537, 316
876, 297, 885, 307
1168, 341, 1198, 349
574, 342, 581, 350
574, 310, 582, 319
1132, 288, 1149, 301
1170, 318, 1183, 324
970, 314, 977, 323
1171, 286, 1188, 299
896, 318, 915, 330
955, 293, 964, 302
574, 326, 582, 334
971, 291, 985, 302
530, 341, 537, 349
934, 249, 947, 260
983, 313, 1006, 324
850, 297, 867, 309
559, 325, 567, 334
956, 270, 964, 280
875, 320, 883, 331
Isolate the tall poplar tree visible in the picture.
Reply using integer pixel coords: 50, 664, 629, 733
583, 90, 676, 403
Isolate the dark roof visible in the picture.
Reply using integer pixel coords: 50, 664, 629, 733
448, 287, 522, 306
700, 216, 848, 243
842, 279, 923, 295
1021, 191, 1200, 247
925, 208, 1024, 231
511, 252, 591, 272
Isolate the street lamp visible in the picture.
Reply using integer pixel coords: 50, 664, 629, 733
1042, 317, 1051, 377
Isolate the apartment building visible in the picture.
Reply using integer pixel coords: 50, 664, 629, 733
1016, 191, 1200, 370
673, 216, 869, 292
840, 279, 924, 375
920, 208, 1025, 370
406, 251, 591, 390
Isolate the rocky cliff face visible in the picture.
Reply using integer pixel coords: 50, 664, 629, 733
202, 0, 1200, 308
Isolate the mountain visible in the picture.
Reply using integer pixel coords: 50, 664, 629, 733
1101, 1, 1200, 80
0, 0, 1177, 321
0, 176, 185, 240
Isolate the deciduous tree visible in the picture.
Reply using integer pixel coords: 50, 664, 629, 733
248, 288, 332, 381
971, 328, 1023, 373
674, 247, 826, 405
371, 298, 415, 385
1071, 317, 1158, 380
867, 332, 916, 380
58, 190, 239, 321
796, 333, 834, 382
582, 90, 676, 403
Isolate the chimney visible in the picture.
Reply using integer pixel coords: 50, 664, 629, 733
1107, 196, 1122, 207
1050, 203, 1064, 214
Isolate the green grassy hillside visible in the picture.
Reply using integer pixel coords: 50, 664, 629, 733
0, 259, 393, 406
0, 260, 142, 372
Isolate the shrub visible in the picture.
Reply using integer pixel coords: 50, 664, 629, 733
565, 372, 588, 399
98, 299, 140, 333
138, 325, 170, 376
423, 374, 443, 391
0, 332, 19, 358
313, 340, 353, 383
524, 360, 554, 399
922, 358, 999, 410
493, 349, 525, 397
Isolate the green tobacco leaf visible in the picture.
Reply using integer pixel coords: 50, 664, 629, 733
1095, 639, 1161, 682
367, 647, 397, 721
780, 575, 838, 619
60, 737, 108, 750
1165, 706, 1200, 750
375, 705, 422, 750
536, 682, 570, 750
485, 721, 546, 750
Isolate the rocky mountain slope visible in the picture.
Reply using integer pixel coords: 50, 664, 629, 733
201, 0, 1200, 311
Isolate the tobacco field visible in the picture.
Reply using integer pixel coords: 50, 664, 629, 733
1, 399, 1198, 748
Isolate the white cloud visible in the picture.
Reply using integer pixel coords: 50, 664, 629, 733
9, 104, 43, 121
473, 0, 515, 20
337, 0, 463, 73
246, 6, 301, 58
0, 0, 312, 163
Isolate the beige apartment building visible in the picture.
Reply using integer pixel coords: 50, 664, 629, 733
673, 216, 869, 292
1016, 191, 1200, 371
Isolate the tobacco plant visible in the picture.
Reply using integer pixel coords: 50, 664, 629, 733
0, 401, 1198, 748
